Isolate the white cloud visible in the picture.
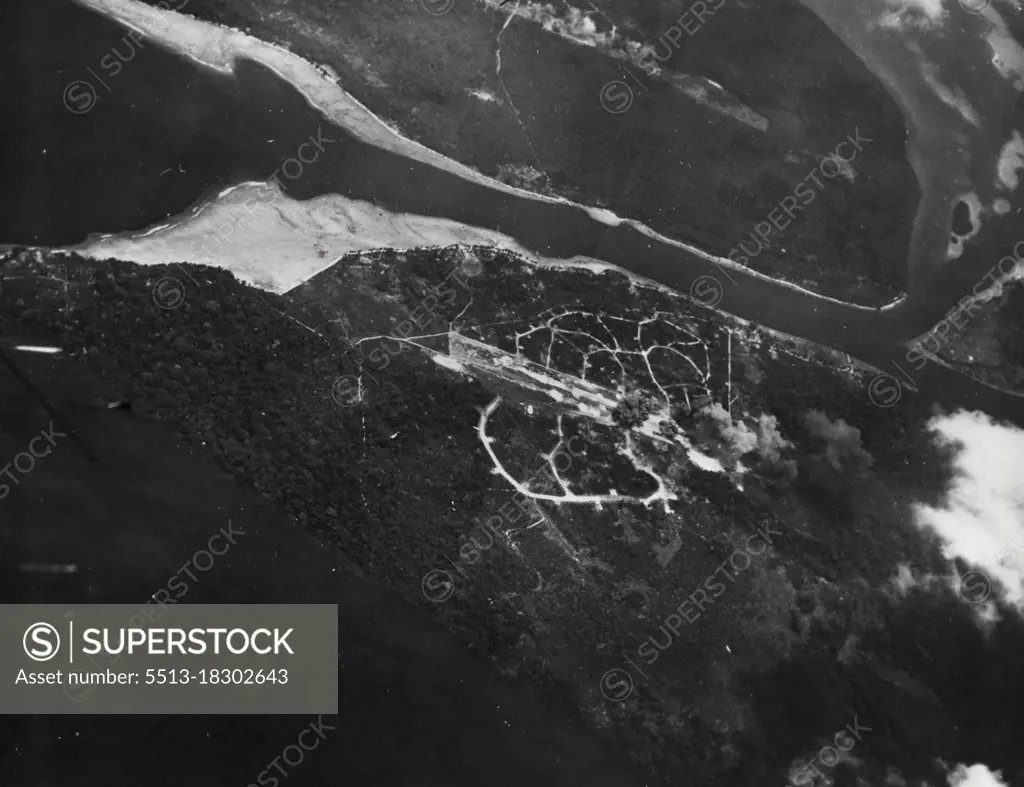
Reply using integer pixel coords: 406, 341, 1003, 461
913, 410, 1024, 611
948, 763, 1008, 787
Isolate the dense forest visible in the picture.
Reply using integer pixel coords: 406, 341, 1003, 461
3, 245, 1022, 787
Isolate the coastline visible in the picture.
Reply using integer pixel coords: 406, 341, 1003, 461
59, 0, 1024, 410
72, 177, 713, 309
72, 0, 593, 211
74, 180, 544, 293
70, 0, 876, 313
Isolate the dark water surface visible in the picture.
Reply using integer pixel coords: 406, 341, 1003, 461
2, 0, 1023, 424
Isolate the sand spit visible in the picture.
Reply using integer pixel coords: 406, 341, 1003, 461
71, 178, 906, 394
73, 179, 700, 308
70, 0, 874, 312
72, 0, 583, 213
76, 181, 542, 293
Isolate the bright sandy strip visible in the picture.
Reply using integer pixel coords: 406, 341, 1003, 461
74, 180, 690, 299
71, 0, 587, 213
73, 179, 899, 397
76, 181, 542, 293
71, 0, 862, 308
63, 0, 980, 401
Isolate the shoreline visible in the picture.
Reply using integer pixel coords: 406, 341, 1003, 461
56, 0, 1024, 410
74, 181, 547, 293
80, 178, 1019, 402
70, 0, 879, 314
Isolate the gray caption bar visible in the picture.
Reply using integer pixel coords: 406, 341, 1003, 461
1, 604, 338, 714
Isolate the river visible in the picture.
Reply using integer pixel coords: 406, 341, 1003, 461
2, 0, 1023, 423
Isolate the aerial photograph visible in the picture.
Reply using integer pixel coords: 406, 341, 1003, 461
2, 0, 1024, 784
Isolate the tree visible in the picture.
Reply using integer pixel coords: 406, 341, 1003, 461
612, 389, 657, 429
